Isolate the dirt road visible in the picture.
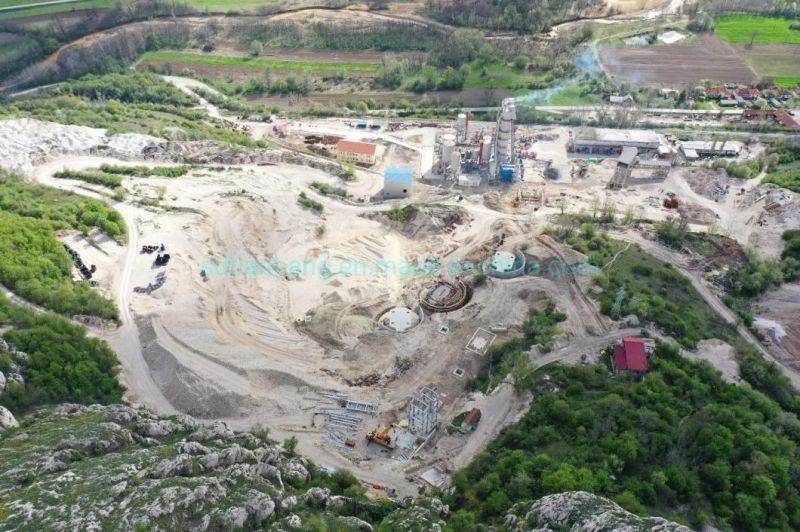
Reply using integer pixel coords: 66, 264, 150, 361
612, 230, 800, 389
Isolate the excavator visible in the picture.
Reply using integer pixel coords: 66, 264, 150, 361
365, 424, 396, 449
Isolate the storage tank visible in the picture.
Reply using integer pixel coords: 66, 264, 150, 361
456, 113, 467, 138
499, 164, 514, 182
438, 130, 457, 143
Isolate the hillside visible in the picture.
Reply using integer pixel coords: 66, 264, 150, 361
0, 403, 693, 531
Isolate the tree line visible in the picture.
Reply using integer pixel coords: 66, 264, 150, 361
447, 340, 800, 530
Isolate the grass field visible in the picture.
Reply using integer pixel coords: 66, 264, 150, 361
743, 51, 800, 87
0, 0, 275, 20
140, 51, 380, 73
544, 84, 598, 105
715, 15, 800, 44
0, 0, 108, 20
463, 62, 540, 90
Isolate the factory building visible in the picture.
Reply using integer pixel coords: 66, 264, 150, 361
568, 128, 663, 155
383, 168, 413, 199
680, 140, 741, 157
335, 139, 377, 165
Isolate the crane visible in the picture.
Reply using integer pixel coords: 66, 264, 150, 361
365, 424, 396, 449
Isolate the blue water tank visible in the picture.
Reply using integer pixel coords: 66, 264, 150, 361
499, 165, 514, 181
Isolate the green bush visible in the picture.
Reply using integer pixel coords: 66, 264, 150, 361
0, 294, 122, 412
54, 169, 123, 189
99, 164, 190, 177
310, 181, 348, 198
0, 175, 126, 238
298, 192, 323, 212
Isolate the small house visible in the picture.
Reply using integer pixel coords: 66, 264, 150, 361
460, 408, 482, 433
609, 94, 635, 107
613, 337, 655, 373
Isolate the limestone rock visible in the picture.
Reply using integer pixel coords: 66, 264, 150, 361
302, 487, 330, 508
281, 460, 309, 482
151, 454, 196, 478
0, 405, 18, 430
280, 496, 297, 511
255, 463, 283, 489
327, 495, 352, 510
506, 491, 692, 531
245, 492, 275, 525
0, 370, 5, 392
337, 516, 374, 531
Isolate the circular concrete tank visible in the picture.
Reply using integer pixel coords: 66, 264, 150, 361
379, 307, 421, 332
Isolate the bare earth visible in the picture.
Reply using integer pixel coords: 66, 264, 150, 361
601, 34, 758, 86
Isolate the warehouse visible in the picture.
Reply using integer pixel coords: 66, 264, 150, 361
680, 140, 742, 157
568, 128, 663, 156
335, 139, 377, 165
383, 168, 413, 199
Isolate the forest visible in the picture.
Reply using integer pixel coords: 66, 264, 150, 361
0, 294, 123, 412
425, 0, 603, 33
0, 176, 120, 319
448, 341, 800, 531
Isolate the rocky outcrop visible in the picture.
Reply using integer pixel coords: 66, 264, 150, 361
504, 491, 693, 531
0, 406, 17, 430
378, 497, 449, 531
0, 404, 394, 531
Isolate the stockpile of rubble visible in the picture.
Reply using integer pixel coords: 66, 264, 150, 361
0, 119, 162, 173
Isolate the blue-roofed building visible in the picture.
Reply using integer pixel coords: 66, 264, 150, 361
384, 168, 414, 199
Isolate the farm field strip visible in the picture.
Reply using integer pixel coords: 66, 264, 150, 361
140, 51, 381, 73
0, 0, 105, 19
715, 15, 800, 45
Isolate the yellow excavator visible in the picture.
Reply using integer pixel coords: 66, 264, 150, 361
366, 424, 396, 449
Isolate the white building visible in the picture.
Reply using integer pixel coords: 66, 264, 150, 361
383, 168, 413, 199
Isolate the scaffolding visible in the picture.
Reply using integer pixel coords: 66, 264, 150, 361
408, 386, 440, 437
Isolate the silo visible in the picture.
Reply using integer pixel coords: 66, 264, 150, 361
481, 136, 493, 163
441, 138, 456, 166
452, 149, 462, 169
456, 113, 467, 139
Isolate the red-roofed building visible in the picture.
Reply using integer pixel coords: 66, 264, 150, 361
737, 88, 760, 100
706, 87, 732, 100
776, 110, 800, 129
743, 109, 800, 129
335, 139, 377, 165
613, 337, 655, 373
460, 408, 482, 433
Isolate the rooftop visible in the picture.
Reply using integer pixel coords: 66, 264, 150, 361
681, 140, 741, 153
614, 337, 649, 372
573, 128, 662, 147
618, 146, 638, 166
384, 167, 414, 183
491, 251, 516, 273
336, 139, 376, 156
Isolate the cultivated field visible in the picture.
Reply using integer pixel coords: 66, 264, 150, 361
140, 50, 382, 73
601, 34, 758, 86
715, 15, 800, 45
742, 49, 800, 88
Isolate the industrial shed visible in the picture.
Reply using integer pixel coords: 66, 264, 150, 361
383, 168, 413, 199
568, 128, 663, 155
